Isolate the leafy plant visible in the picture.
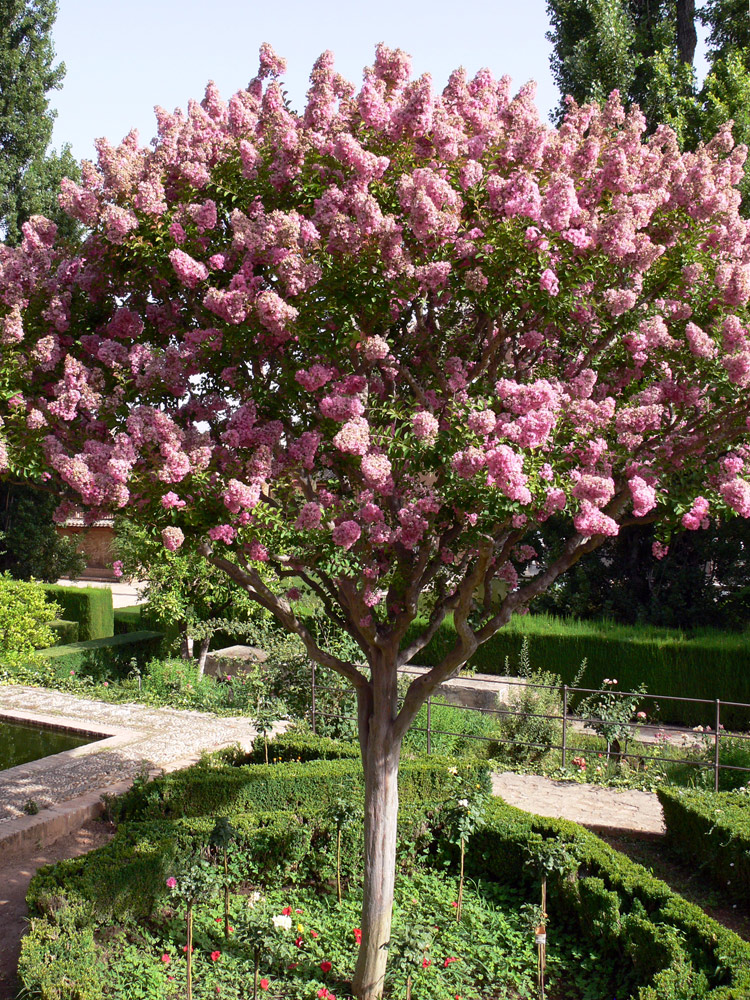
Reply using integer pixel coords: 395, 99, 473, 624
0, 573, 60, 652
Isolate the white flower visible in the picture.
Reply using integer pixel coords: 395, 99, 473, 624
272, 914, 292, 930
447, 767, 458, 775
458, 798, 469, 808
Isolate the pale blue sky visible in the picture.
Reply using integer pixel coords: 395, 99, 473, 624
50, 0, 561, 162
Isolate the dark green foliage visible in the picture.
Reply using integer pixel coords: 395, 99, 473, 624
534, 518, 750, 633
0, 485, 85, 582
403, 613, 750, 728
41, 584, 114, 640
36, 630, 164, 675
657, 787, 750, 904
470, 799, 750, 998
48, 618, 78, 645
111, 755, 490, 824
113, 605, 143, 634
0, 0, 79, 244
0, 573, 60, 650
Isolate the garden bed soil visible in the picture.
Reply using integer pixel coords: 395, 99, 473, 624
0, 820, 115, 1000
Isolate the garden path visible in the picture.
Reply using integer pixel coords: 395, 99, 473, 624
491, 770, 665, 835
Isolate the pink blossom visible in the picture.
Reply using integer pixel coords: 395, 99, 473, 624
451, 447, 486, 479
720, 478, 750, 518
574, 500, 619, 538
245, 540, 268, 561
361, 336, 390, 361
361, 452, 393, 491
685, 322, 717, 359
682, 496, 709, 530
412, 411, 439, 442
628, 476, 657, 517
112, 560, 124, 579
333, 417, 370, 455
320, 395, 364, 421
294, 502, 323, 530
652, 541, 669, 560
168, 249, 209, 289
539, 268, 559, 296
208, 524, 237, 544
161, 492, 186, 509
161, 526, 185, 551
223, 479, 261, 513
332, 520, 361, 550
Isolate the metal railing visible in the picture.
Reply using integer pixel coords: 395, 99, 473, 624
309, 664, 750, 793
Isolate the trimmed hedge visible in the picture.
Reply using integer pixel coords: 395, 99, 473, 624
48, 619, 79, 646
403, 613, 750, 728
471, 798, 750, 999
113, 605, 142, 634
111, 754, 490, 823
246, 731, 361, 764
657, 788, 750, 905
42, 585, 114, 640
37, 630, 164, 675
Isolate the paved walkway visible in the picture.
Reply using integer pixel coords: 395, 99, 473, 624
0, 685, 263, 837
492, 771, 665, 835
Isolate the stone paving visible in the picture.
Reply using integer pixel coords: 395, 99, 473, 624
0, 685, 668, 843
492, 770, 666, 835
0, 685, 260, 825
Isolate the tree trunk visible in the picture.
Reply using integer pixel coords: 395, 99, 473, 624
196, 636, 210, 679
676, 0, 697, 65
352, 658, 402, 1000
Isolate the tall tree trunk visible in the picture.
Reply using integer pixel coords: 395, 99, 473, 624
676, 0, 697, 65
352, 653, 401, 1000
196, 636, 210, 679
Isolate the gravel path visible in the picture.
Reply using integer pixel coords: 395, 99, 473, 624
491, 770, 665, 835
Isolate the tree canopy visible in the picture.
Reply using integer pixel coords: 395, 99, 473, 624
3, 44, 750, 998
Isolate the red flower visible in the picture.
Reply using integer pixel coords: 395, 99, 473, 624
210, 950, 221, 962
260, 979, 270, 991
451, 901, 458, 907
161, 954, 171, 964
422, 957, 431, 967
182, 945, 194, 953
281, 906, 292, 915
444, 956, 459, 967
353, 927, 362, 945
320, 960, 333, 973
310, 930, 319, 938
228, 925, 234, 933
295, 936, 304, 947
215, 917, 222, 923
295, 908, 303, 914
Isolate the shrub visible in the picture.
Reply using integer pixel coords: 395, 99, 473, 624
245, 730, 361, 764
41, 584, 114, 641
657, 787, 750, 904
403, 699, 502, 758
0, 574, 61, 651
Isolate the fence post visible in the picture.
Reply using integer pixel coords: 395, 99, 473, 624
714, 699, 721, 793
561, 685, 568, 769
427, 696, 432, 756
311, 662, 317, 736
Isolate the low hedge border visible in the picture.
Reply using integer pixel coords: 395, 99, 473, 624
657, 787, 750, 904
41, 585, 114, 641
245, 731, 361, 764
471, 798, 750, 999
403, 614, 750, 728
37, 630, 164, 675
111, 754, 491, 823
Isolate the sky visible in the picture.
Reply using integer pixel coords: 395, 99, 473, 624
49, 0, 562, 163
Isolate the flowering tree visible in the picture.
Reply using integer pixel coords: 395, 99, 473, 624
2, 43, 750, 998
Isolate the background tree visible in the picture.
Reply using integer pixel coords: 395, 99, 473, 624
0, 0, 79, 244
114, 517, 268, 673
3, 46, 750, 999
0, 482, 85, 581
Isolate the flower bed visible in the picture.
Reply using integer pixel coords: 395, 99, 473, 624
19, 750, 750, 999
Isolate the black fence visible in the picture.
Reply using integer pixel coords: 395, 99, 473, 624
309, 665, 750, 793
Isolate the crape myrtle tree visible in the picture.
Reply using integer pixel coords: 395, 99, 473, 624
2, 43, 750, 998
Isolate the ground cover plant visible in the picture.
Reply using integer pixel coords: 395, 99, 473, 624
5, 41, 750, 997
